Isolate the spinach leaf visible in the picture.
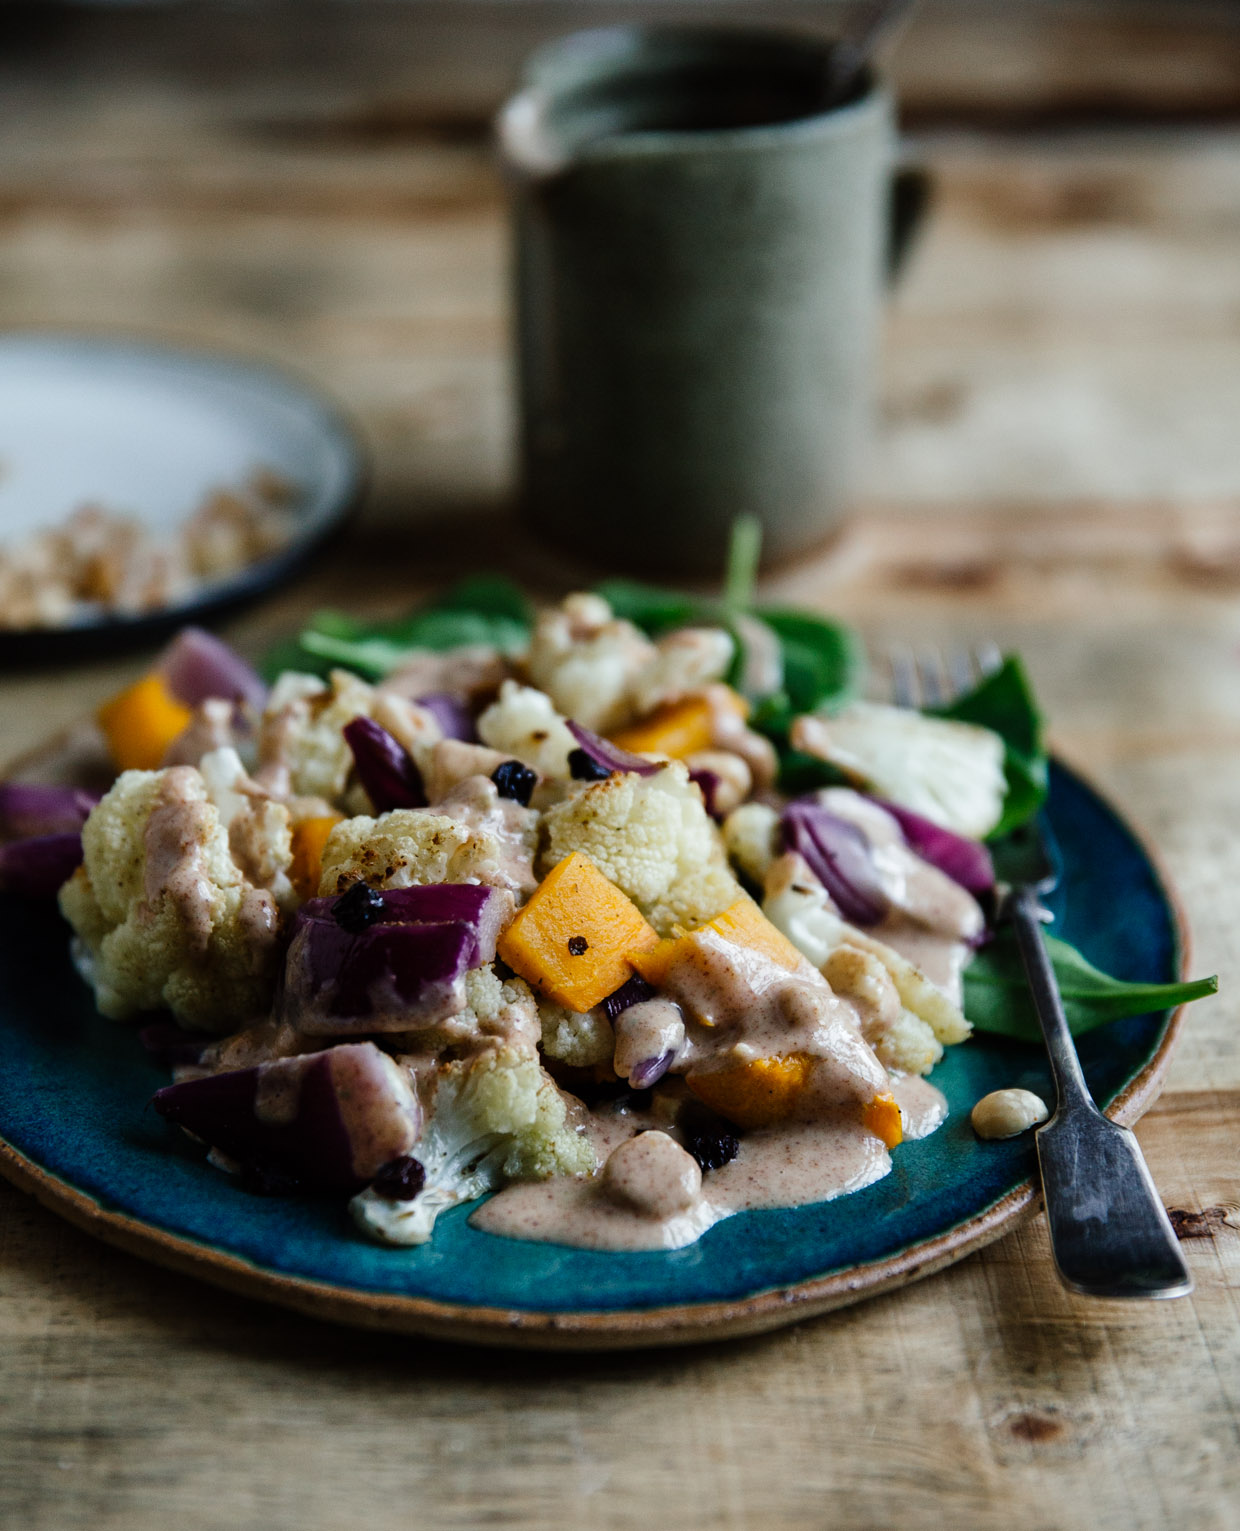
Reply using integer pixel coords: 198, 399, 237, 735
934, 656, 1048, 839
261, 576, 534, 682
964, 932, 1216, 1042
594, 579, 707, 638
757, 609, 865, 716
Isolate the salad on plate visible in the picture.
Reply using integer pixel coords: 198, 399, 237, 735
0, 530, 1214, 1253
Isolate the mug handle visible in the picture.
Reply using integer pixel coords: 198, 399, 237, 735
887, 165, 932, 284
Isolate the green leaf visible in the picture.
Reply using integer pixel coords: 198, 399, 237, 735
422, 575, 533, 627
934, 656, 1048, 839
964, 932, 1217, 1042
722, 516, 762, 614
594, 579, 705, 637
755, 609, 865, 716
261, 575, 534, 682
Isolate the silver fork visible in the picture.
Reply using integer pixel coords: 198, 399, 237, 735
889, 644, 1192, 1299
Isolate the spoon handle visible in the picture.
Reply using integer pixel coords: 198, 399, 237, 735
825, 0, 916, 99
1010, 887, 1192, 1299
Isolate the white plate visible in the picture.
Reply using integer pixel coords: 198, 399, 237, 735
0, 332, 365, 656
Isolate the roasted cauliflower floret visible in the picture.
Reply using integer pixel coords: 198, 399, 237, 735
349, 1046, 595, 1245
539, 762, 742, 935
257, 668, 441, 806
538, 1001, 616, 1069
526, 593, 656, 732
722, 800, 781, 886
317, 792, 536, 898
526, 593, 735, 733
762, 851, 970, 1058
458, 964, 541, 1054
790, 701, 1006, 840
476, 681, 579, 778
58, 765, 290, 1031
626, 627, 735, 718
822, 945, 943, 1075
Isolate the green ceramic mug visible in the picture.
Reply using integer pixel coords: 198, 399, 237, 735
500, 25, 899, 575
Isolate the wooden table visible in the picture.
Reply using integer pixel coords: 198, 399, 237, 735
1, 5, 1237, 1527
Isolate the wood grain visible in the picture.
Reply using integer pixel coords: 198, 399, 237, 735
1, 3, 1238, 1526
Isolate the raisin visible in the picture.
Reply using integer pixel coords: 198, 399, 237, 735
567, 935, 589, 956
568, 748, 610, 781
371, 1155, 427, 1201
685, 1129, 741, 1173
333, 881, 386, 934
491, 759, 537, 806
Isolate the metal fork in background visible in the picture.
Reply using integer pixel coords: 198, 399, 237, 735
889, 645, 1192, 1300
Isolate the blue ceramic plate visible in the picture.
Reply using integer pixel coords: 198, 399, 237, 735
0, 762, 1187, 1349
0, 333, 365, 662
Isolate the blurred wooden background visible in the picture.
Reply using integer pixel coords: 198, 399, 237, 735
0, 4, 1238, 1528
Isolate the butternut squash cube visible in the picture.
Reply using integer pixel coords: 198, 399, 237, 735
632, 897, 805, 990
687, 1054, 813, 1129
97, 673, 193, 772
609, 688, 747, 760
863, 1092, 904, 1150
497, 851, 659, 1012
688, 1057, 904, 1145
291, 813, 345, 901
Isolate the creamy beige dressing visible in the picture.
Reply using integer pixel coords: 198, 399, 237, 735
804, 789, 982, 1006
472, 1073, 948, 1251
699, 683, 778, 790
659, 929, 891, 1113
143, 766, 279, 961
162, 698, 238, 768
434, 776, 539, 898
876, 916, 971, 1002
379, 645, 509, 707
143, 769, 222, 954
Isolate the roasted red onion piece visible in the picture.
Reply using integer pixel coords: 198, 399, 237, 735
285, 916, 491, 1034
629, 1050, 675, 1089
689, 767, 723, 818
566, 721, 661, 778
160, 627, 267, 710
344, 716, 426, 810
416, 692, 477, 743
0, 833, 84, 897
0, 783, 100, 839
780, 800, 889, 926
297, 883, 510, 961
871, 796, 995, 894
602, 974, 657, 1022
152, 1042, 421, 1191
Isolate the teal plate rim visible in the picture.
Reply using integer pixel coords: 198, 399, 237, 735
0, 759, 1190, 1350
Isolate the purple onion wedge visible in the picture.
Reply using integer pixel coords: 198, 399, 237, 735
286, 917, 477, 1033
298, 883, 509, 956
689, 767, 723, 819
416, 692, 477, 743
780, 801, 889, 926
0, 833, 84, 898
344, 716, 426, 811
870, 797, 995, 895
629, 1050, 675, 1090
0, 783, 100, 839
160, 627, 267, 711
153, 1042, 420, 1191
602, 973, 657, 1022
567, 721, 661, 778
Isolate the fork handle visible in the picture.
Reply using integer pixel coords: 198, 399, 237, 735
1009, 887, 1094, 1113
1010, 887, 1192, 1299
